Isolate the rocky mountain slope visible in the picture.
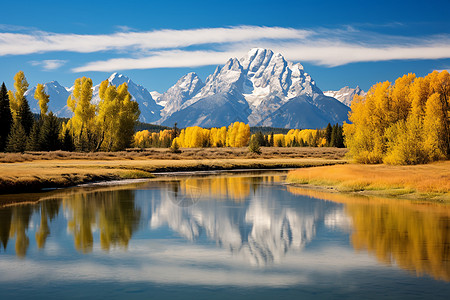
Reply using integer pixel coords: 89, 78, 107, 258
323, 86, 365, 107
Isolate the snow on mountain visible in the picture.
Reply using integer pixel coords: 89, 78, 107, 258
92, 73, 163, 123
156, 72, 204, 124
323, 86, 365, 107
150, 91, 162, 103
23, 49, 352, 129
25, 81, 72, 117
161, 48, 349, 128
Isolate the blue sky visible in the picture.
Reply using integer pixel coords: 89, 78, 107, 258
1, 0, 449, 93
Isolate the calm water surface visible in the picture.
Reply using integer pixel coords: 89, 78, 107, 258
0, 171, 449, 299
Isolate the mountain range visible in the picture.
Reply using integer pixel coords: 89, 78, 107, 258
25, 48, 362, 129
324, 86, 365, 107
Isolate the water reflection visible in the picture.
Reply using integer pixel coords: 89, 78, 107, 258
165, 175, 284, 204
287, 186, 450, 282
0, 188, 141, 256
64, 189, 141, 252
150, 174, 318, 266
0, 174, 449, 284
35, 199, 60, 249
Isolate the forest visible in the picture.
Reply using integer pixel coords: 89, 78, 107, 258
0, 71, 139, 152
0, 71, 344, 153
344, 70, 450, 165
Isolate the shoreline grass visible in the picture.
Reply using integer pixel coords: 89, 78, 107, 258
0, 147, 347, 163
0, 154, 345, 195
286, 161, 450, 202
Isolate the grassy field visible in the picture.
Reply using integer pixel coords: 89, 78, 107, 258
0, 147, 346, 194
287, 161, 450, 201
0, 147, 347, 162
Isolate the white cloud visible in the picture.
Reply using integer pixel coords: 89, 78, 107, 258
73, 50, 243, 72
30, 59, 67, 70
1, 25, 450, 72
0, 26, 308, 56
73, 42, 450, 72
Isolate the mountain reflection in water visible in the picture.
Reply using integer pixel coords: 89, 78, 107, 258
152, 175, 317, 266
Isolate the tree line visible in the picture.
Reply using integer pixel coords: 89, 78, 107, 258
0, 71, 140, 152
344, 70, 450, 165
0, 70, 346, 153
134, 122, 345, 150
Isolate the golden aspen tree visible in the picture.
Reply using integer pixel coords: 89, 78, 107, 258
8, 71, 29, 119
115, 83, 140, 150
236, 122, 250, 147
190, 126, 203, 147
67, 77, 95, 151
178, 129, 186, 147
209, 127, 218, 146
96, 81, 118, 150
96, 81, 140, 151
345, 70, 449, 164
429, 71, 450, 157
34, 84, 50, 116
422, 92, 445, 160
218, 126, 227, 147
390, 73, 415, 123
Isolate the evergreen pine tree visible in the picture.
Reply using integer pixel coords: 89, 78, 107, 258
6, 121, 27, 152
26, 119, 42, 151
248, 136, 262, 155
270, 132, 274, 147
336, 125, 345, 148
0, 83, 13, 151
61, 128, 75, 152
254, 131, 265, 147
325, 123, 332, 146
39, 112, 61, 151
171, 122, 179, 141
330, 124, 337, 147
17, 97, 34, 135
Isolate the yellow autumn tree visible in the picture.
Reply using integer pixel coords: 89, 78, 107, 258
8, 71, 29, 119
34, 84, 50, 116
67, 77, 96, 151
344, 70, 450, 164
96, 80, 140, 151
236, 122, 250, 147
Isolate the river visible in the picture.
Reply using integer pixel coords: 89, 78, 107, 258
0, 171, 449, 299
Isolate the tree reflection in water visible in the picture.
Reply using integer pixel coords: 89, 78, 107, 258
36, 199, 60, 249
287, 186, 450, 282
64, 189, 141, 253
0, 188, 140, 256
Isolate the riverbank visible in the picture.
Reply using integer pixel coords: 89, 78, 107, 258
286, 161, 450, 202
0, 156, 345, 194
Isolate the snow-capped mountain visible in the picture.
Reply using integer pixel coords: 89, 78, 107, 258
25, 74, 162, 123
157, 72, 205, 124
92, 73, 163, 123
23, 48, 352, 128
25, 81, 72, 117
324, 86, 365, 107
161, 48, 350, 128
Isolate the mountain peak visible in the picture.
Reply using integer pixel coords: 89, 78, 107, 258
323, 86, 366, 107
107, 72, 131, 86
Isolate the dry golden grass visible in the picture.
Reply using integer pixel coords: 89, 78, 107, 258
287, 161, 450, 200
0, 147, 347, 163
0, 155, 344, 194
